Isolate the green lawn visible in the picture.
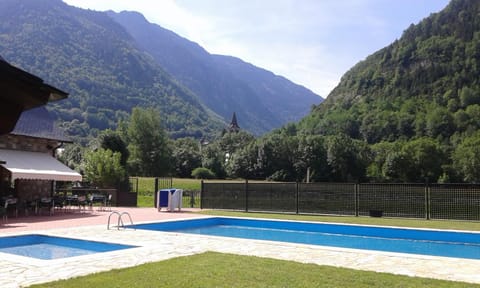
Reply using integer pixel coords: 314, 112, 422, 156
29, 252, 477, 288
133, 177, 201, 207
132, 177, 201, 194
135, 177, 253, 207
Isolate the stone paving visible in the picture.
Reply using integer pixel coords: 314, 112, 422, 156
1, 215, 480, 287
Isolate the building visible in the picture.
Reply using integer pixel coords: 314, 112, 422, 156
226, 112, 241, 133
0, 56, 66, 134
0, 57, 82, 214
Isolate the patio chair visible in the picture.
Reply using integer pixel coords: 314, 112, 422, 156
77, 195, 88, 212
0, 204, 6, 223
103, 194, 112, 212
5, 198, 18, 218
65, 194, 78, 212
90, 194, 105, 211
24, 199, 38, 216
53, 195, 65, 213
38, 197, 54, 215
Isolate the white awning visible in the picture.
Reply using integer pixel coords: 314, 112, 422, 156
0, 149, 82, 182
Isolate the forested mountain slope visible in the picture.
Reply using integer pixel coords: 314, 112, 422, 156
0, 0, 223, 142
108, 11, 322, 135
288, 0, 480, 183
299, 0, 479, 144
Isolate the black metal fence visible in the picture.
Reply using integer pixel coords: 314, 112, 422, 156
201, 181, 480, 221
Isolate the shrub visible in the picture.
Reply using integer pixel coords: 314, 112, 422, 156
191, 167, 216, 179
83, 148, 125, 188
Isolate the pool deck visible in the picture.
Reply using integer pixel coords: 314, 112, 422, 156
1, 207, 480, 287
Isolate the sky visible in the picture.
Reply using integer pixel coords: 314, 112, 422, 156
63, 0, 450, 98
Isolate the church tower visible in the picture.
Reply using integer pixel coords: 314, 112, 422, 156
227, 112, 240, 133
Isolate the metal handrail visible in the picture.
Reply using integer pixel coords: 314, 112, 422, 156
107, 211, 134, 230
118, 211, 134, 229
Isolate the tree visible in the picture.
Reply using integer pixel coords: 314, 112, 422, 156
368, 141, 405, 182
218, 130, 255, 156
191, 167, 216, 179
460, 86, 480, 107
83, 148, 126, 188
58, 143, 84, 173
326, 134, 370, 182
425, 106, 455, 139
228, 141, 263, 179
201, 142, 226, 179
453, 132, 480, 182
98, 129, 129, 167
382, 151, 410, 182
260, 133, 299, 181
218, 130, 255, 175
127, 107, 172, 177
401, 138, 445, 182
172, 138, 202, 178
296, 135, 330, 182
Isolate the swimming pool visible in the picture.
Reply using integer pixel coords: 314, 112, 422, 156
133, 217, 480, 260
0, 234, 137, 260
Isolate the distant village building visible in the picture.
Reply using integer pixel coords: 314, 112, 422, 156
225, 112, 241, 134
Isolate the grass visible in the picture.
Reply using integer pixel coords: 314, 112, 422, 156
29, 252, 477, 288
134, 178, 250, 207
133, 177, 248, 194
134, 177, 202, 207
173, 178, 202, 190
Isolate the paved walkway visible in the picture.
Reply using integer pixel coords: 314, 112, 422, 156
0, 207, 201, 233
1, 208, 480, 287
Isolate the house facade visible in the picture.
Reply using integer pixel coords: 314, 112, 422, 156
0, 57, 82, 213
0, 107, 82, 209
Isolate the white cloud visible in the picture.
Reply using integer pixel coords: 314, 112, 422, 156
63, 0, 208, 39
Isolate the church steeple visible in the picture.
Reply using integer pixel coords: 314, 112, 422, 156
227, 112, 240, 133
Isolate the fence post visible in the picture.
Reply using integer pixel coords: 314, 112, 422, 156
200, 180, 204, 209
189, 191, 195, 208
151, 178, 159, 208
425, 179, 430, 220
296, 182, 299, 214
355, 183, 359, 217
245, 179, 249, 212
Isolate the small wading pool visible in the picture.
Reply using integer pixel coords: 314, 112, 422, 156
0, 234, 137, 260
133, 217, 480, 260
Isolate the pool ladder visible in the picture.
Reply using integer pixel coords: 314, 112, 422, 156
107, 211, 135, 230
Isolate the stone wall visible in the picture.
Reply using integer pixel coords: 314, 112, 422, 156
15, 179, 52, 202
0, 134, 59, 153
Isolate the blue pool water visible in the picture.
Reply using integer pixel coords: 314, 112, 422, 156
133, 217, 480, 260
0, 234, 136, 260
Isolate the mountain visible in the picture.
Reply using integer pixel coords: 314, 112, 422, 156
107, 11, 322, 135
298, 0, 480, 145
0, 0, 226, 143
